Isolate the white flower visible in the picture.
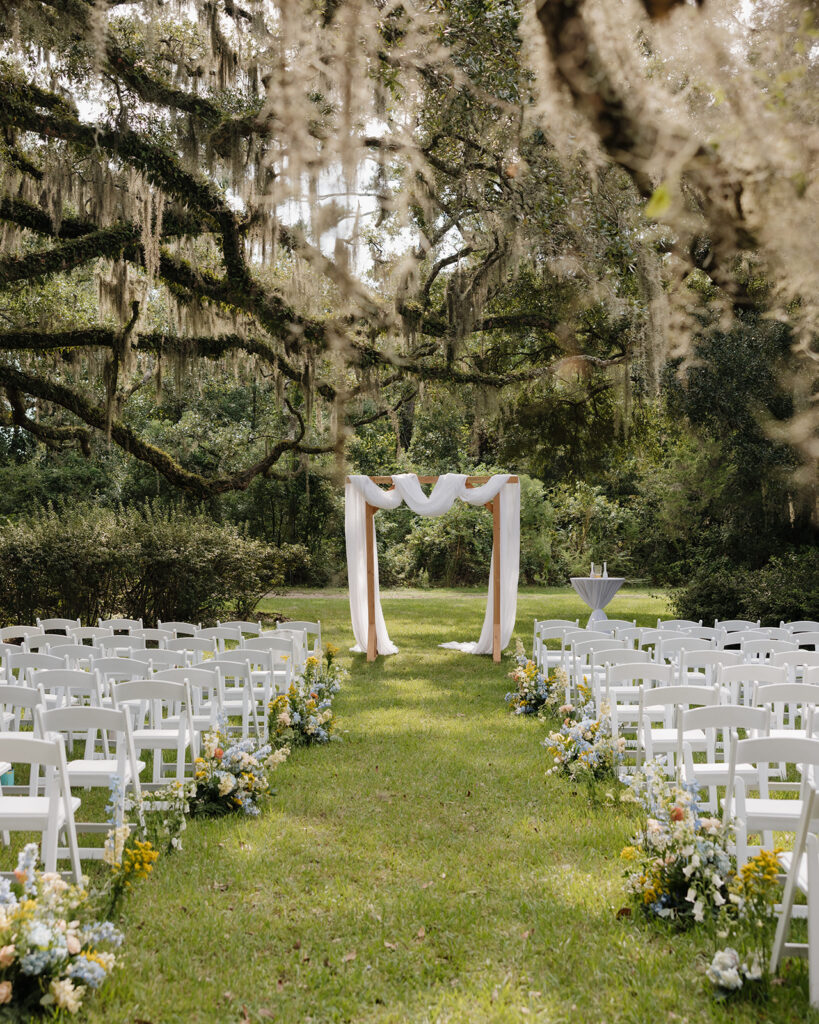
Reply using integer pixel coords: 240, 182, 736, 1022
707, 948, 743, 991
49, 978, 85, 1013
217, 773, 236, 796
693, 900, 705, 923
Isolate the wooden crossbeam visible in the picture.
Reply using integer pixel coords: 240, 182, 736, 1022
357, 474, 516, 663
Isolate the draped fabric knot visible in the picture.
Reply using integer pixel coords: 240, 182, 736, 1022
344, 473, 521, 656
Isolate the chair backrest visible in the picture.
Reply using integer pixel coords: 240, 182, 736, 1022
91, 656, 143, 683
99, 636, 147, 656
0, 730, 67, 768
769, 650, 819, 670
742, 638, 797, 660
7, 652, 66, 680
783, 621, 819, 634
134, 628, 175, 646
636, 629, 687, 649
795, 632, 819, 650
716, 619, 760, 632
0, 683, 46, 730
726, 735, 819, 818
682, 649, 742, 671
24, 635, 64, 653
0, 625, 42, 643
658, 618, 702, 629
165, 637, 214, 656
242, 636, 294, 657
805, 666, 819, 687
754, 682, 819, 725
607, 661, 674, 688
37, 617, 81, 634
45, 643, 100, 667
99, 617, 143, 632
720, 662, 788, 700
573, 638, 626, 661
41, 634, 81, 649
30, 668, 103, 703
680, 703, 770, 740
39, 702, 132, 738
152, 666, 221, 689
130, 650, 189, 670
207, 658, 252, 685
113, 677, 190, 708
640, 683, 721, 715
746, 626, 793, 641
679, 625, 724, 643
157, 621, 201, 637
196, 626, 242, 643
658, 637, 714, 661
70, 626, 114, 643
218, 620, 263, 636
534, 619, 579, 632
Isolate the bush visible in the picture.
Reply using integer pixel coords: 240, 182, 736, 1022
0, 503, 306, 626
741, 548, 819, 625
672, 548, 819, 626
670, 558, 751, 625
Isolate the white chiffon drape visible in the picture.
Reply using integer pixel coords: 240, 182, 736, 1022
345, 473, 520, 656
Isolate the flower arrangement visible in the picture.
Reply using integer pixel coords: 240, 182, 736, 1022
133, 780, 194, 854
189, 726, 289, 818
268, 645, 345, 748
620, 761, 733, 925
0, 844, 124, 1017
505, 642, 569, 717
705, 848, 782, 997
543, 699, 624, 782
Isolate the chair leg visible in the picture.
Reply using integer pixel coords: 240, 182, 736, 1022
809, 835, 819, 1007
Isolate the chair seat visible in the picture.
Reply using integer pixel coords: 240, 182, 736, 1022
0, 794, 80, 828
738, 797, 804, 830
683, 762, 756, 784
66, 759, 145, 785
646, 727, 707, 751
132, 728, 191, 747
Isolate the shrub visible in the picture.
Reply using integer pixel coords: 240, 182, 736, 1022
0, 503, 305, 626
670, 558, 751, 625
741, 547, 819, 625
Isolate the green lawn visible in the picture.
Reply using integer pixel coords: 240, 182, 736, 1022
70, 587, 818, 1022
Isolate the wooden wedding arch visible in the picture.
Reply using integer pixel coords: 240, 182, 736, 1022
352, 474, 519, 664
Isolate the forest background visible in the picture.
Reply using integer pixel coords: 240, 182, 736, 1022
0, 0, 817, 627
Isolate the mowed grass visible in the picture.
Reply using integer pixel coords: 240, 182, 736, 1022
72, 587, 818, 1023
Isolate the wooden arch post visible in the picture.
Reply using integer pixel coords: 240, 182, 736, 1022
359, 475, 518, 664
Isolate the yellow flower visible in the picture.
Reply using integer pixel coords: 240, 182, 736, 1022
620, 846, 638, 861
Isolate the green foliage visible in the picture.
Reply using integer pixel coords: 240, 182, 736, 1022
0, 503, 307, 625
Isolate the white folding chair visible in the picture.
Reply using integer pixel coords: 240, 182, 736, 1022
6, 652, 66, 686
677, 704, 770, 812
207, 659, 257, 739
44, 643, 99, 670
152, 667, 224, 739
723, 735, 819, 868
533, 619, 578, 664
37, 705, 145, 858
771, 784, 819, 1004
112, 679, 195, 786
278, 620, 322, 652
605, 662, 672, 776
0, 732, 82, 882
638, 683, 721, 772
0, 684, 44, 736
270, 627, 308, 671
753, 682, 819, 740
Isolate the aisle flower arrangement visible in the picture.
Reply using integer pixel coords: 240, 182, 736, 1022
268, 645, 345, 748
0, 844, 124, 1018
705, 848, 782, 997
189, 727, 289, 818
621, 761, 733, 925
543, 699, 624, 782
505, 643, 569, 716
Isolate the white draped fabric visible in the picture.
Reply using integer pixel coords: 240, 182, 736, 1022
345, 473, 520, 656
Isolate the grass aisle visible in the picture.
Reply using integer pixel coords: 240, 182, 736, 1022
88, 590, 818, 1023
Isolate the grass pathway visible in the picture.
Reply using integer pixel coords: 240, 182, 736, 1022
86, 589, 819, 1023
